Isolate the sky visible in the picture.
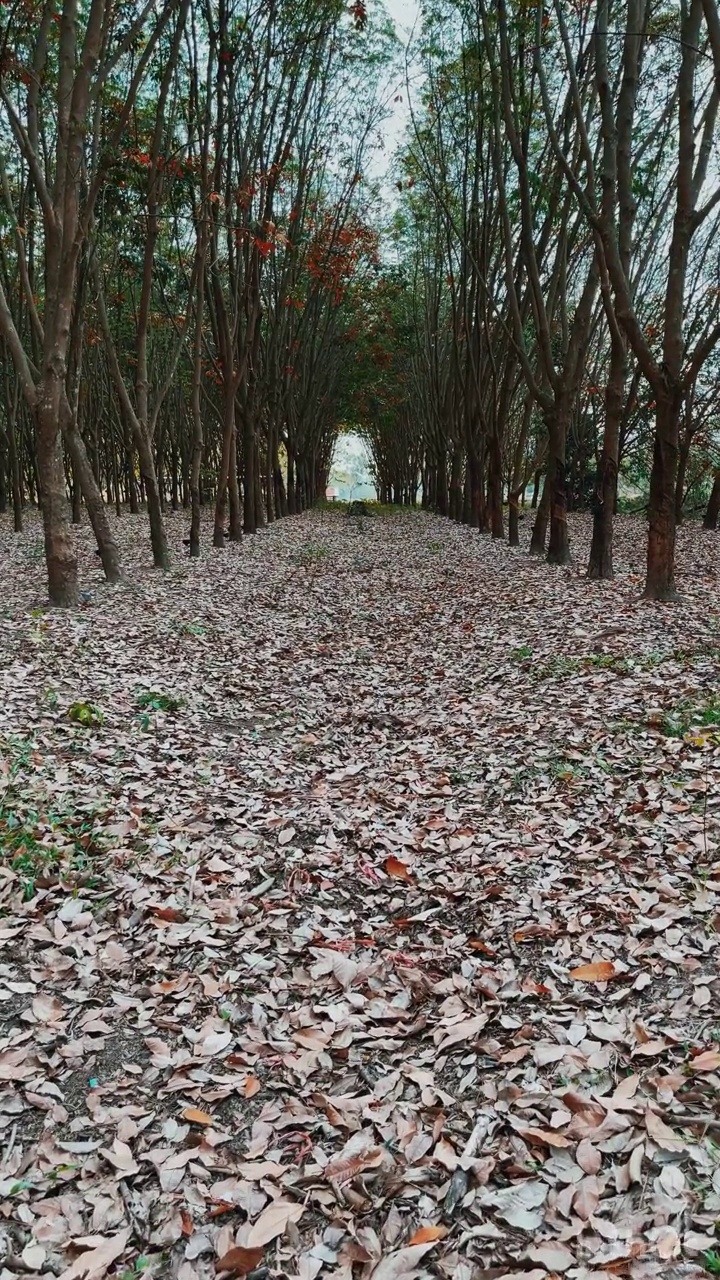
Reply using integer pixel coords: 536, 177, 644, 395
369, 0, 421, 178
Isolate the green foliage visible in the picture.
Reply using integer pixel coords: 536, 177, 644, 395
703, 1251, 720, 1275
136, 690, 183, 714
292, 542, 329, 567
67, 700, 104, 728
136, 690, 184, 731
0, 739, 108, 899
662, 698, 720, 740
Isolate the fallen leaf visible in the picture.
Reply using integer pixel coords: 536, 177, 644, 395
246, 1199, 303, 1247
182, 1107, 214, 1126
151, 905, 187, 922
645, 1108, 683, 1151
688, 1048, 720, 1072
369, 1242, 437, 1278
526, 1241, 575, 1272
324, 1147, 384, 1182
58, 1229, 130, 1279
407, 1225, 448, 1245
576, 1138, 602, 1173
385, 856, 413, 880
569, 961, 617, 982
215, 1245, 265, 1275
99, 1138, 139, 1178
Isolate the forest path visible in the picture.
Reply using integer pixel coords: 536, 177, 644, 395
0, 509, 719, 1280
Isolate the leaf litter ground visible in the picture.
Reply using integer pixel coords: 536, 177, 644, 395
0, 508, 720, 1280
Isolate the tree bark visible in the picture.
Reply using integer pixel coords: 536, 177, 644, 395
644, 393, 680, 600
36, 396, 78, 606
588, 335, 625, 579
62, 406, 122, 582
703, 470, 720, 529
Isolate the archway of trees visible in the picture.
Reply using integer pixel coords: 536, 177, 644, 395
2, 0, 720, 604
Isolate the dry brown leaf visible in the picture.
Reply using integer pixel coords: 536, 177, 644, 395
182, 1107, 214, 1126
246, 1199, 303, 1247
512, 1124, 572, 1149
645, 1108, 683, 1151
407, 1226, 448, 1245
99, 1139, 139, 1178
369, 1242, 437, 1278
526, 1241, 575, 1272
324, 1147, 384, 1183
569, 961, 616, 982
575, 1138, 602, 1174
151, 905, 187, 922
688, 1048, 720, 1072
57, 1229, 130, 1279
385, 856, 413, 880
215, 1245, 265, 1275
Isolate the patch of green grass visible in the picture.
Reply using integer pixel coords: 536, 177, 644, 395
136, 690, 184, 714
1, 801, 106, 899
511, 645, 533, 661
292, 542, 329, 573
136, 690, 184, 732
661, 697, 720, 740
703, 1250, 720, 1275
1, 737, 109, 898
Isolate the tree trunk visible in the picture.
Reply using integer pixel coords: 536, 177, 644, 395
36, 399, 78, 606
703, 470, 720, 530
213, 388, 234, 546
547, 416, 571, 565
488, 434, 504, 539
228, 426, 242, 541
8, 410, 22, 532
243, 410, 257, 534
530, 462, 553, 555
136, 432, 169, 569
644, 394, 680, 600
63, 409, 122, 583
508, 493, 520, 547
674, 428, 691, 525
587, 335, 624, 579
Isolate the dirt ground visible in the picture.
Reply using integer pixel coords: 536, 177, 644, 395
0, 508, 719, 1280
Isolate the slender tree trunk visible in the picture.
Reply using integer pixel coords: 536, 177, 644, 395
213, 387, 235, 546
508, 492, 520, 547
36, 396, 78, 606
674, 428, 691, 525
530, 459, 553, 555
8, 410, 22, 532
136, 432, 169, 569
228, 425, 242, 541
243, 410, 257, 534
703, 470, 720, 530
189, 301, 204, 558
436, 453, 448, 516
547, 414, 571, 565
488, 434, 504, 539
644, 393, 680, 600
588, 335, 624, 579
62, 408, 122, 582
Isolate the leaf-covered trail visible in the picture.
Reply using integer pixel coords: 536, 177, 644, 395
1, 509, 720, 1280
